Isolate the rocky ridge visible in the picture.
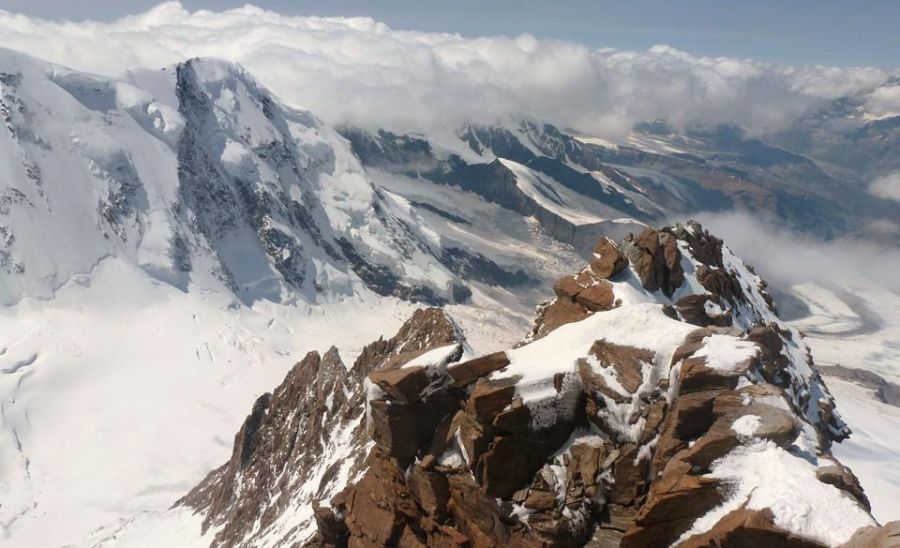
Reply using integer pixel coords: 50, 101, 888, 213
180, 222, 895, 547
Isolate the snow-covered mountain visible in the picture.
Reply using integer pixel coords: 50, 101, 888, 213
0, 48, 483, 306
2, 46, 900, 548
119, 222, 890, 548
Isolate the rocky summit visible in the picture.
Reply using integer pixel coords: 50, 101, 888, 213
179, 222, 897, 547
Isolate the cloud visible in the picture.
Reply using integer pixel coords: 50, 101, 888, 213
863, 84, 900, 118
869, 173, 900, 203
692, 211, 900, 294
0, 2, 893, 136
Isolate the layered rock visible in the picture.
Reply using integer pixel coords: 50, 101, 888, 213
184, 221, 883, 548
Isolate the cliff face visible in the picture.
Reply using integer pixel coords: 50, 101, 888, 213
178, 308, 465, 547
181, 222, 889, 548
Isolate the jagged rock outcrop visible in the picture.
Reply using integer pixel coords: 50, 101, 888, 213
178, 308, 464, 547
183, 221, 883, 548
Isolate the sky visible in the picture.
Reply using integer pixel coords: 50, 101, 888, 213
0, 0, 898, 67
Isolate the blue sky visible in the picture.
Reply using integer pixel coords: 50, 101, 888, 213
0, 0, 897, 67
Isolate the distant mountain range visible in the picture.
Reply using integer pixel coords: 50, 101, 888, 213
2, 47, 900, 548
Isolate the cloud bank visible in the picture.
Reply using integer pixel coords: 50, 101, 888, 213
694, 212, 900, 294
0, 2, 894, 136
870, 173, 900, 203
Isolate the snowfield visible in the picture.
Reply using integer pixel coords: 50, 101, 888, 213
786, 281, 900, 525
0, 257, 533, 547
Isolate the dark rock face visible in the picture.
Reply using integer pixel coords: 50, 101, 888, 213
589, 237, 629, 280
178, 308, 463, 547
623, 227, 685, 297
179, 347, 359, 547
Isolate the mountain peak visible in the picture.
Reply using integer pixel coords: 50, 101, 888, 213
175, 225, 873, 547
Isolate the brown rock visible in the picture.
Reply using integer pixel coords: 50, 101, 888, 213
457, 411, 492, 470
569, 442, 605, 491
624, 228, 685, 297
817, 464, 871, 511
447, 474, 509, 546
652, 388, 724, 474
531, 298, 591, 340
681, 507, 826, 548
639, 399, 668, 444
342, 448, 418, 546
368, 365, 434, 404
841, 520, 900, 547
575, 279, 617, 312
448, 352, 510, 388
480, 434, 554, 498
610, 444, 649, 506
481, 416, 575, 498
553, 270, 597, 299
408, 466, 451, 516
590, 340, 655, 394
312, 500, 349, 544
675, 294, 733, 327
745, 324, 792, 386
590, 504, 637, 546
523, 488, 558, 510
590, 237, 629, 279
579, 358, 629, 405
369, 392, 460, 463
622, 459, 723, 547
492, 400, 533, 436
465, 377, 518, 423
676, 222, 724, 267
696, 263, 746, 306
679, 355, 750, 394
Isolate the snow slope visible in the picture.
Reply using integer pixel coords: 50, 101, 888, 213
0, 255, 535, 547
0, 47, 470, 306
785, 281, 900, 524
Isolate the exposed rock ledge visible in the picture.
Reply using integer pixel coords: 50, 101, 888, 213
179, 222, 896, 548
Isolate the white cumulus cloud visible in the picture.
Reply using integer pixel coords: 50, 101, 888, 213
0, 1, 893, 136
870, 172, 900, 203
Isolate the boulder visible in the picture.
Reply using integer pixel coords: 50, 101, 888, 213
590, 237, 629, 279
697, 264, 745, 305
679, 355, 749, 394
681, 507, 828, 547
675, 294, 733, 327
530, 297, 591, 340
311, 501, 349, 545
609, 444, 649, 506
624, 228, 685, 297
817, 464, 871, 511
575, 279, 617, 312
481, 427, 570, 498
448, 352, 510, 388
589, 340, 655, 394
368, 365, 433, 404
465, 377, 519, 422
